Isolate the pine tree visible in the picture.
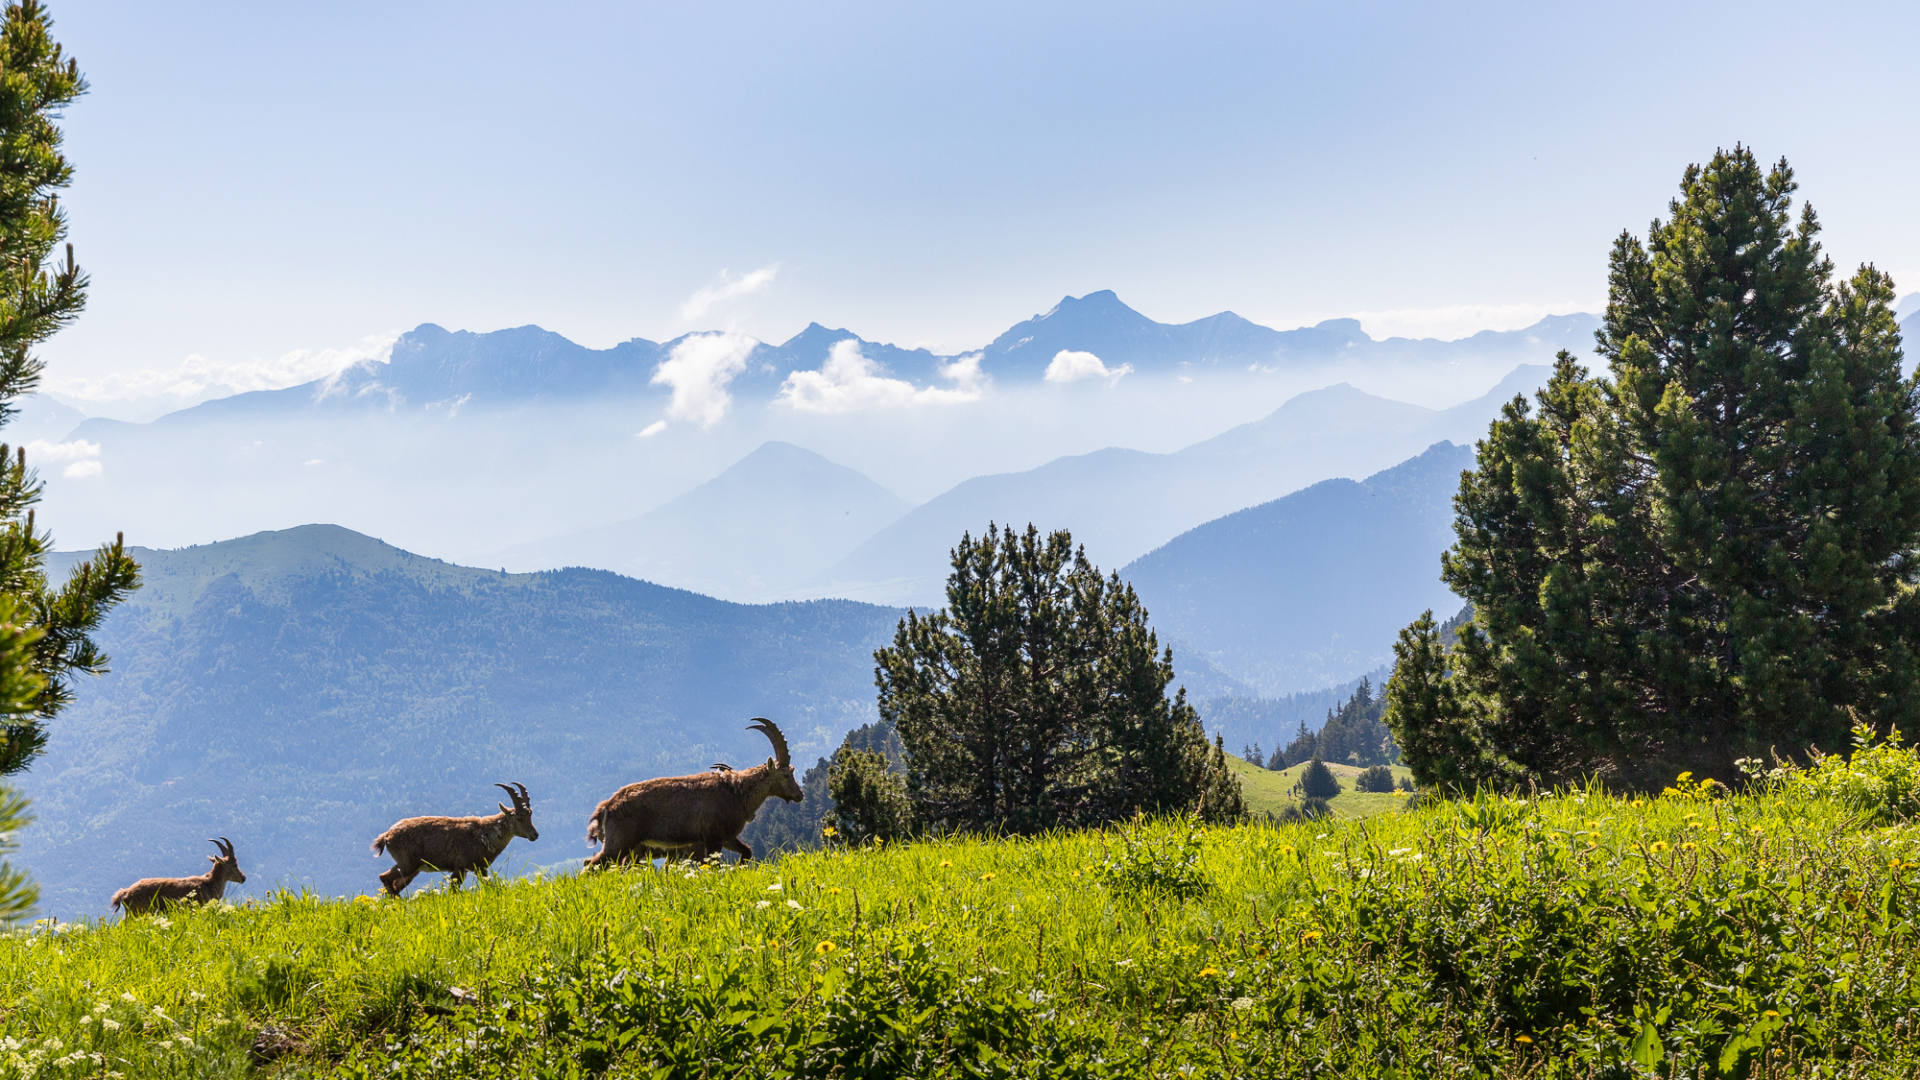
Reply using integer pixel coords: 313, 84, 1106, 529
1296, 756, 1341, 801
0, 0, 141, 921
875, 523, 1242, 834
1388, 147, 1920, 790
826, 749, 914, 845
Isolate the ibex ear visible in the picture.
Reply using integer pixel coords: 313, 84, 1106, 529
499, 802, 513, 814
208, 855, 218, 865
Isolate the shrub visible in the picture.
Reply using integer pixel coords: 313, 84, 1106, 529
1355, 765, 1396, 793
1296, 757, 1341, 800
1094, 817, 1209, 901
1787, 722, 1920, 825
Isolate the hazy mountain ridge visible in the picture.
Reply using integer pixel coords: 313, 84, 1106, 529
1123, 441, 1473, 695
827, 366, 1548, 605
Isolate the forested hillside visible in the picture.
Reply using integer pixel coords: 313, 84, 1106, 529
20, 526, 904, 917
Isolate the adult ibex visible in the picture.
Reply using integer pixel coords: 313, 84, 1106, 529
110, 838, 247, 915
371, 781, 538, 896
586, 717, 802, 868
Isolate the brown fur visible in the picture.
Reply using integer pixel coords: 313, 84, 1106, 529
110, 838, 246, 916
371, 782, 537, 896
586, 718, 803, 868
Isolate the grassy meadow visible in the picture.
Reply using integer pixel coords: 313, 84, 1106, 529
5, 745, 1920, 1078
1225, 756, 1416, 819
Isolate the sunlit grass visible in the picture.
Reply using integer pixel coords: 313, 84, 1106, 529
5, 771, 1920, 1077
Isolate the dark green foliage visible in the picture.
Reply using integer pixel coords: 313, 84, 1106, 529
1260, 678, 1397, 770
826, 749, 914, 845
1296, 757, 1341, 800
875, 523, 1243, 835
1356, 765, 1396, 793
0, 1, 139, 922
1390, 147, 1920, 790
1195, 667, 1389, 769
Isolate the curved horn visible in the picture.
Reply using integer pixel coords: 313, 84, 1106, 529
513, 781, 530, 805
747, 717, 790, 768
495, 782, 520, 807
208, 838, 232, 858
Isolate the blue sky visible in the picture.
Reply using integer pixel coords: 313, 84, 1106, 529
39, 0, 1920, 404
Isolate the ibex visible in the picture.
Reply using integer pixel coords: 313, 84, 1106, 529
110, 838, 247, 916
586, 717, 802, 868
371, 781, 538, 896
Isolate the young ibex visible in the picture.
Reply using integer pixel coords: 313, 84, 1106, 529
586, 717, 803, 868
371, 781, 538, 896
110, 838, 247, 916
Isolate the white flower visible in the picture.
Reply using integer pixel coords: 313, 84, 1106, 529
1113, 958, 1134, 968
755, 900, 771, 910
766, 881, 783, 892
1231, 996, 1255, 1011
99, 1019, 121, 1032
784, 899, 802, 910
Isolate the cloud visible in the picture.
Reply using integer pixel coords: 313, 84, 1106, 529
650, 332, 758, 429
26, 438, 102, 479
679, 265, 779, 322
1045, 349, 1131, 386
777, 340, 985, 414
636, 420, 668, 439
46, 331, 400, 406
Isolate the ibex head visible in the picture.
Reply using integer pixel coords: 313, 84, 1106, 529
748, 718, 804, 802
207, 837, 246, 884
495, 781, 539, 842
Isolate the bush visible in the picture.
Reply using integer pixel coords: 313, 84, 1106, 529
826, 749, 914, 845
1355, 765, 1396, 793
1093, 817, 1209, 901
1296, 757, 1341, 800
1783, 722, 1920, 825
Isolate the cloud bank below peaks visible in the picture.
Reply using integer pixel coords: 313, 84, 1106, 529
1045, 349, 1130, 386
777, 340, 986, 414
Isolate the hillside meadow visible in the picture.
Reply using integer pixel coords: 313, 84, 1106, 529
5, 742, 1920, 1078
1226, 756, 1415, 820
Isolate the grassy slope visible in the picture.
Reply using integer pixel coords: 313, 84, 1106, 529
7, 778, 1920, 1078
1226, 754, 1414, 819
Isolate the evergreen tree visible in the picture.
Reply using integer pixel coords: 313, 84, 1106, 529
826, 749, 914, 845
875, 523, 1242, 835
1296, 756, 1341, 801
0, 1, 139, 920
1355, 764, 1396, 793
1388, 147, 1920, 790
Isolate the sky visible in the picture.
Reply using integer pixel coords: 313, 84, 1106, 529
36, 0, 1920, 408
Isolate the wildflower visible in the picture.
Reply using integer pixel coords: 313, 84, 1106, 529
821, 825, 838, 839
1279, 845, 1295, 856
980, 872, 996, 882
785, 899, 802, 910
828, 886, 841, 895
1649, 841, 1670, 854
1198, 967, 1221, 977
99, 1020, 120, 1033
767, 881, 783, 892
1681, 842, 1698, 851
1300, 930, 1323, 944
1515, 1035, 1533, 1045
755, 900, 771, 910
1763, 1009, 1780, 1019
1230, 996, 1255, 1011
1114, 958, 1134, 968
816, 940, 837, 954
939, 860, 953, 868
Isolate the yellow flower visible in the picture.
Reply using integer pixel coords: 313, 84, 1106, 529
1763, 1009, 1780, 1019
1198, 966, 1221, 977
821, 825, 838, 839
828, 887, 841, 895
817, 940, 837, 954
1681, 842, 1698, 851
1515, 1035, 1533, 1045
980, 872, 995, 882
1300, 930, 1323, 944
939, 859, 953, 868
1279, 845, 1296, 856
1649, 840, 1670, 854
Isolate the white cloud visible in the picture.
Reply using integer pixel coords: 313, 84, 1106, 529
650, 332, 758, 429
636, 420, 668, 439
777, 340, 985, 414
26, 438, 102, 479
1350, 302, 1598, 341
46, 331, 400, 406
1045, 349, 1131, 386
679, 265, 779, 322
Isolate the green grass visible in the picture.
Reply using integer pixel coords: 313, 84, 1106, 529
7, 760, 1920, 1077
1226, 755, 1415, 819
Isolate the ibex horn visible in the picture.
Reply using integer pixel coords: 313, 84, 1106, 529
747, 717, 790, 768
512, 781, 530, 805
